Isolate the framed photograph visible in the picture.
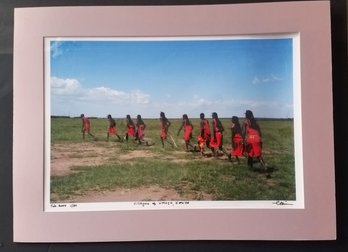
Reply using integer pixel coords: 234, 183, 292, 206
13, 2, 336, 242
45, 34, 300, 211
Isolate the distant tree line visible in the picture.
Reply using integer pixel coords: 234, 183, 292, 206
51, 115, 293, 121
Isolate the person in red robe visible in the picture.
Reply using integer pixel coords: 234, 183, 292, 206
135, 114, 148, 145
160, 112, 173, 148
125, 114, 136, 141
243, 110, 270, 177
196, 113, 211, 156
209, 112, 228, 157
228, 116, 243, 163
106, 114, 121, 141
80, 114, 95, 140
177, 114, 194, 151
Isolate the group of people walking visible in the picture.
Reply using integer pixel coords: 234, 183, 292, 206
80, 110, 269, 176
170, 111, 267, 172
81, 113, 149, 145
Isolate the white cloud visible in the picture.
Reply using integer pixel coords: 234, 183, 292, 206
51, 76, 150, 106
50, 77, 292, 118
82, 87, 150, 105
129, 89, 150, 104
252, 74, 282, 85
51, 76, 81, 95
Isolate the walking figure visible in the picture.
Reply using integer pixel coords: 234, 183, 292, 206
177, 114, 194, 151
228, 116, 243, 163
125, 115, 136, 142
160, 111, 173, 148
106, 114, 121, 141
243, 110, 270, 178
209, 112, 229, 157
196, 113, 211, 156
80, 114, 95, 140
135, 114, 149, 145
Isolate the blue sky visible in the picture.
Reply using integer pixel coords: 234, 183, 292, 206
48, 37, 294, 118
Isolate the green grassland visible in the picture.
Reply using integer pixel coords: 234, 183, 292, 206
50, 117, 296, 202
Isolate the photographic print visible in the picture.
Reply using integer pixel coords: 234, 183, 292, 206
13, 2, 335, 242
45, 35, 302, 211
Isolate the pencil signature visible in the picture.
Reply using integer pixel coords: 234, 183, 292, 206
272, 200, 293, 206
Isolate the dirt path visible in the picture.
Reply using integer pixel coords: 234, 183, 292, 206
64, 186, 185, 203
57, 185, 214, 203
50, 142, 214, 202
51, 142, 114, 176
51, 142, 158, 176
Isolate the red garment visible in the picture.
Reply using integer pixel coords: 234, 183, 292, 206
210, 118, 223, 148
127, 120, 135, 136
197, 135, 205, 150
246, 142, 262, 157
209, 132, 222, 148
108, 127, 117, 134
137, 124, 145, 139
232, 133, 243, 157
245, 120, 262, 157
160, 129, 167, 139
183, 121, 193, 141
127, 125, 135, 136
82, 117, 90, 131
201, 119, 211, 140
197, 119, 210, 150
160, 119, 168, 139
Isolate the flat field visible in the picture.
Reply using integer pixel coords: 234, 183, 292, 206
50, 117, 295, 203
